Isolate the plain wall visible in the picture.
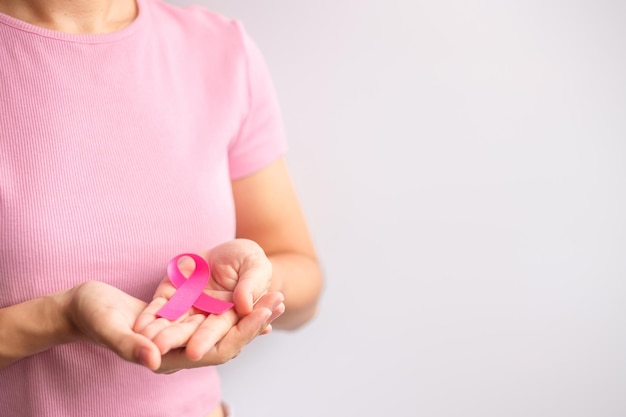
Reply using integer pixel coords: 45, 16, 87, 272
169, 1, 626, 416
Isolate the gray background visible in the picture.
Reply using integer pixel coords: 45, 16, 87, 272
170, 1, 626, 416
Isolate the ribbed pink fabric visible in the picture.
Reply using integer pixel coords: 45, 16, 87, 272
0, 0, 287, 415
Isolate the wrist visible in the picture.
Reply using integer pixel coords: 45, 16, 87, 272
49, 288, 83, 345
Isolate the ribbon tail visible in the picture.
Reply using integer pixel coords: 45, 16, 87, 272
193, 293, 234, 315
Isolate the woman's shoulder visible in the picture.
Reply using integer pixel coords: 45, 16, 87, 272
146, 0, 245, 42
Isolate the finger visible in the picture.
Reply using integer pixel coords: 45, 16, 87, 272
136, 306, 198, 342
155, 348, 190, 374
151, 313, 206, 354
150, 277, 179, 301
206, 241, 272, 314
184, 310, 239, 361
135, 342, 163, 371
255, 293, 285, 336
260, 324, 273, 335
259, 302, 284, 336
159, 307, 272, 373
211, 307, 272, 360
206, 295, 280, 357
185, 293, 283, 360
231, 260, 272, 316
133, 296, 168, 333
251, 291, 284, 311
266, 301, 285, 325
95, 316, 162, 371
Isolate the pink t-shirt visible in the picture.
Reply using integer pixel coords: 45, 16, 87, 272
0, 0, 287, 415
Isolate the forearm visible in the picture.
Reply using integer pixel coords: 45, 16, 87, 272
267, 252, 324, 331
231, 159, 325, 330
0, 291, 77, 369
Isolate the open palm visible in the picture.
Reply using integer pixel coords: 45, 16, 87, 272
133, 239, 285, 373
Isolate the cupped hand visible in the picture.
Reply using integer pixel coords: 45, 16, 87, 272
133, 239, 285, 372
67, 280, 162, 370
155, 290, 283, 374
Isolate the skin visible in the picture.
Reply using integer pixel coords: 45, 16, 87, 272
0, 0, 138, 33
0, 0, 324, 378
0, 159, 323, 372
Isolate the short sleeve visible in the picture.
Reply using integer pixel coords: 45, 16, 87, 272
228, 23, 288, 179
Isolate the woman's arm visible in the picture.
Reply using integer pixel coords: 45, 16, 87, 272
0, 271, 286, 372
0, 282, 163, 370
232, 157, 324, 330
0, 291, 75, 369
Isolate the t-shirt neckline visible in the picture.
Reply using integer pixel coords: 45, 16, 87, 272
0, 0, 146, 44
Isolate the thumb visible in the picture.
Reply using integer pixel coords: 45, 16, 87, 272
99, 325, 162, 371
232, 261, 272, 316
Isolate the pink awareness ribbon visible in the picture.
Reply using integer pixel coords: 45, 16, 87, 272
156, 253, 234, 320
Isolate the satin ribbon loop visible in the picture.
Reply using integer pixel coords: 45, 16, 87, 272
156, 253, 234, 320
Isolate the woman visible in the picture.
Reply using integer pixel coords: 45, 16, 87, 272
0, 0, 324, 415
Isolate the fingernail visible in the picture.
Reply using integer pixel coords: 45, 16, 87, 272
271, 298, 283, 311
269, 304, 285, 322
137, 347, 151, 368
